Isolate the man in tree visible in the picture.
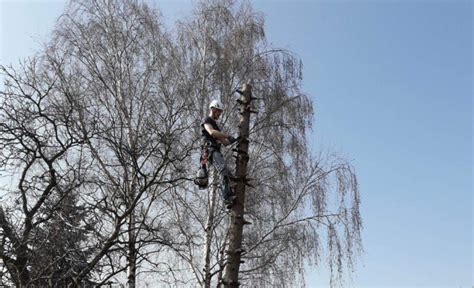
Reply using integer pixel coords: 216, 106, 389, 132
201, 99, 238, 207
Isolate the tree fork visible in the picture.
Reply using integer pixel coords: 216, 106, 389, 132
223, 83, 253, 287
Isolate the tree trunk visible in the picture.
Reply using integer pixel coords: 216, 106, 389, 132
16, 250, 30, 287
128, 176, 137, 288
128, 210, 137, 288
203, 168, 218, 288
223, 84, 253, 287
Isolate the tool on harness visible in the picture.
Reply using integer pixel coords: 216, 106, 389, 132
194, 146, 210, 189
194, 137, 238, 190
194, 166, 208, 189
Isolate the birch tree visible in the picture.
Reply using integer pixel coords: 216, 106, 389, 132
167, 1, 363, 287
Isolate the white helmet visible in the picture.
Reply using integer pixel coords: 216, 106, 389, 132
209, 99, 224, 111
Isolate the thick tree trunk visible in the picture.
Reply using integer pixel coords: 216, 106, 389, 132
223, 84, 253, 287
16, 250, 30, 287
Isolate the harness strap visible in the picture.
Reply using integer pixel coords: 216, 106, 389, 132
200, 146, 209, 167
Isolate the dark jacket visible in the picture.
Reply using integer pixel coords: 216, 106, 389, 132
201, 116, 221, 148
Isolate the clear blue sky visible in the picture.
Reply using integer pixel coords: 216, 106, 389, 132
1, 0, 472, 287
